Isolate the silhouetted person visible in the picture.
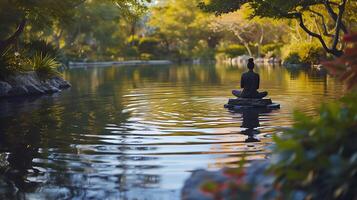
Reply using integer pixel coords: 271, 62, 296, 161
232, 58, 268, 99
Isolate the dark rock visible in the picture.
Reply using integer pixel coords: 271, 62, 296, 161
228, 98, 272, 106
0, 81, 12, 97
182, 169, 228, 200
41, 83, 60, 93
225, 98, 280, 110
25, 85, 45, 95
50, 76, 71, 89
182, 161, 277, 200
0, 72, 70, 98
8, 86, 28, 96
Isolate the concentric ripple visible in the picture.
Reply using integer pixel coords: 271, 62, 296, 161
0, 64, 343, 199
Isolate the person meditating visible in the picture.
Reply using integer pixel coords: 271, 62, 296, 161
232, 58, 268, 99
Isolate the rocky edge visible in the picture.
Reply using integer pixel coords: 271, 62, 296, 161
0, 72, 71, 98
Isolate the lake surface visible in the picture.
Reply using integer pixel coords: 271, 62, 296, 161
0, 64, 344, 199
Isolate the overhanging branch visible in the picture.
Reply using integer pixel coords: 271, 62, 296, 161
324, 0, 347, 34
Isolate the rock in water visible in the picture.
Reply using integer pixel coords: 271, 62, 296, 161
225, 98, 280, 110
0, 72, 71, 98
0, 81, 12, 96
228, 98, 272, 106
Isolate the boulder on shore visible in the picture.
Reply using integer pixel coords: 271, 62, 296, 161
0, 72, 71, 98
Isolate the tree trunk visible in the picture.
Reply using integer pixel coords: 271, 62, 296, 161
0, 19, 26, 53
296, 13, 343, 57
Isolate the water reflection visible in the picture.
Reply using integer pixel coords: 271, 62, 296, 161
241, 109, 263, 143
0, 63, 344, 199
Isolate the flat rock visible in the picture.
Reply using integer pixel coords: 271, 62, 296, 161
228, 98, 272, 106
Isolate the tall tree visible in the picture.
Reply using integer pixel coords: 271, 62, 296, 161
148, 0, 220, 60
199, 0, 354, 57
211, 6, 288, 56
0, 0, 150, 54
0, 0, 84, 53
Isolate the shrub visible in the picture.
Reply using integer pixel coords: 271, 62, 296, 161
261, 43, 282, 58
140, 53, 153, 60
219, 44, 246, 58
270, 93, 357, 199
284, 52, 302, 64
123, 46, 139, 59
24, 40, 60, 58
192, 40, 216, 60
0, 48, 27, 80
138, 37, 160, 55
282, 41, 325, 64
27, 53, 60, 79
271, 33, 357, 199
126, 35, 140, 47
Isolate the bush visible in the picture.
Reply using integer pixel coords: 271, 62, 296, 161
284, 52, 302, 64
123, 46, 139, 59
27, 53, 60, 79
138, 37, 160, 55
282, 42, 325, 64
140, 53, 153, 60
0, 48, 27, 80
126, 35, 140, 47
261, 43, 282, 58
24, 40, 60, 58
270, 93, 357, 199
219, 44, 247, 58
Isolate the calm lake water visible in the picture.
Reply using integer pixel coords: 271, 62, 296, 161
0, 64, 344, 199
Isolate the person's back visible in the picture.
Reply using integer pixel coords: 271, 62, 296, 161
240, 70, 260, 98
232, 58, 267, 99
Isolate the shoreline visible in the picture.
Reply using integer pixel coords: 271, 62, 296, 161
68, 60, 173, 68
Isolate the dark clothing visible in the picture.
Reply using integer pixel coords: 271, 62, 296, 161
231, 70, 268, 99
240, 71, 260, 98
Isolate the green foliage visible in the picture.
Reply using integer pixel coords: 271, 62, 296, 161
140, 53, 153, 60
284, 53, 302, 64
0, 48, 27, 80
261, 43, 282, 57
199, 0, 323, 18
199, 0, 351, 57
24, 40, 60, 58
270, 93, 357, 199
148, 0, 219, 60
127, 35, 141, 47
138, 37, 160, 54
123, 47, 140, 59
282, 42, 325, 64
27, 53, 60, 79
219, 44, 246, 58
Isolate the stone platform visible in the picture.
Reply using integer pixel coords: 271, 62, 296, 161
224, 98, 280, 110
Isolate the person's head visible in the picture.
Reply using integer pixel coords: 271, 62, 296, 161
247, 58, 254, 70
